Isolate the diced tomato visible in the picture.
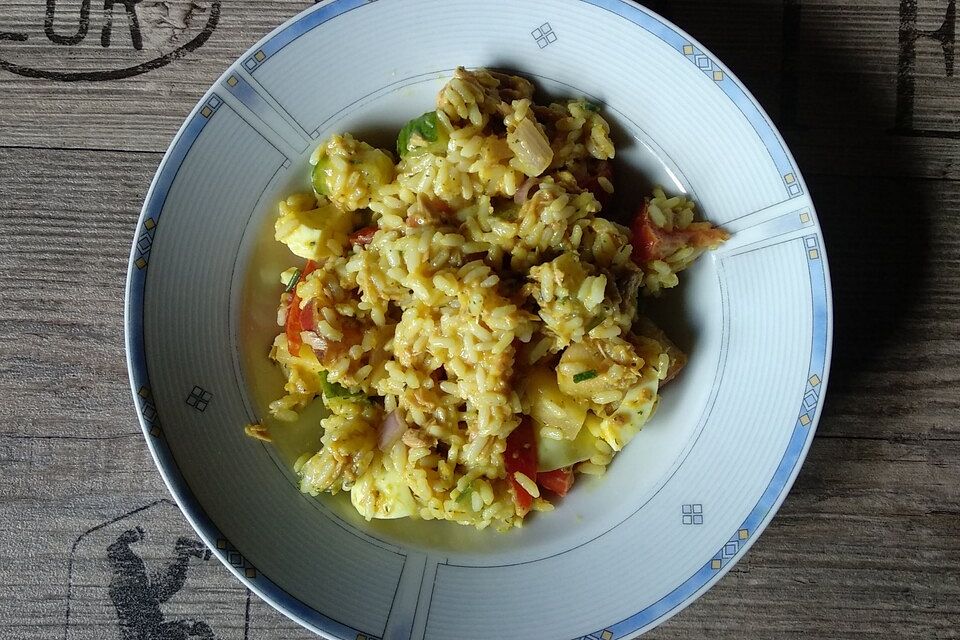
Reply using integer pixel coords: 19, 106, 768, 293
285, 292, 303, 356
631, 203, 674, 264
348, 226, 378, 246
504, 416, 538, 517
537, 467, 575, 497
284, 260, 317, 356
630, 204, 729, 265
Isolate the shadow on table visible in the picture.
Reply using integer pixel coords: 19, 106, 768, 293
651, 0, 933, 437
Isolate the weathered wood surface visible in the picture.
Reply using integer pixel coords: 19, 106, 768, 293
0, 1, 958, 638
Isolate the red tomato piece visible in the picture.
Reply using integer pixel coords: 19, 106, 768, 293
629, 204, 728, 265
537, 467, 575, 497
348, 226, 378, 246
284, 260, 317, 357
285, 291, 303, 356
504, 416, 538, 517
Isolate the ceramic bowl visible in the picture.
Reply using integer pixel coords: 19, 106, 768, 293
125, 1, 833, 638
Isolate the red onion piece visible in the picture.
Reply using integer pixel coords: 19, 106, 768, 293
378, 409, 407, 451
299, 299, 317, 332
302, 331, 328, 357
514, 177, 539, 204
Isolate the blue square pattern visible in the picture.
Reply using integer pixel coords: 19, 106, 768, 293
805, 236, 818, 248
723, 542, 738, 558
208, 95, 222, 109
681, 504, 703, 524
695, 54, 711, 70
186, 385, 212, 412
532, 22, 556, 49
243, 58, 257, 71
788, 183, 802, 196
804, 391, 817, 409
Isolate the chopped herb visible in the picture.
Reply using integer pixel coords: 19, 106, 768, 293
320, 371, 364, 400
585, 314, 604, 332
456, 486, 474, 503
581, 101, 600, 112
284, 269, 301, 293
573, 370, 598, 383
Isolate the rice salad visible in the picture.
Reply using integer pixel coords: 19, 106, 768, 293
265, 67, 728, 531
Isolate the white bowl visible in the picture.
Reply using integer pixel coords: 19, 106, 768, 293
124, 1, 833, 638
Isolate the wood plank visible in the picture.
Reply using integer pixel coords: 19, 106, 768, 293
0, 1, 308, 152
0, 148, 157, 440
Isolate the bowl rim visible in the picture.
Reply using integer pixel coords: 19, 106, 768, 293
124, 0, 834, 638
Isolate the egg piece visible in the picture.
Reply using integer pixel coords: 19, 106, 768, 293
274, 200, 354, 261
351, 452, 418, 520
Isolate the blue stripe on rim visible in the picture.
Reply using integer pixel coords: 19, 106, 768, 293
124, 1, 833, 638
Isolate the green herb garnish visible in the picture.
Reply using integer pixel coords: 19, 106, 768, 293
585, 314, 604, 332
573, 370, 598, 383
284, 269, 301, 293
581, 101, 600, 112
320, 371, 364, 400
456, 486, 474, 503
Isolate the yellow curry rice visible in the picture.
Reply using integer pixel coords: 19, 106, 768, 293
266, 67, 728, 531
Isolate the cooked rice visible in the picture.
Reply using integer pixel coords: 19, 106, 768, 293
264, 67, 728, 531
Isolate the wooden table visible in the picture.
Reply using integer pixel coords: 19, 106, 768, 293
1, 1, 957, 638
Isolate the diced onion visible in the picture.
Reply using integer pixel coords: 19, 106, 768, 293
514, 177, 539, 204
378, 409, 407, 451
508, 118, 553, 177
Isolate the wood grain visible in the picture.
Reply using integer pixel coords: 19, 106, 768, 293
1, 1, 958, 638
